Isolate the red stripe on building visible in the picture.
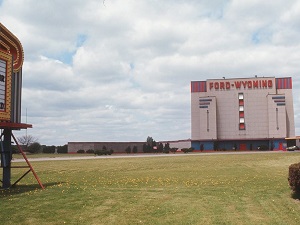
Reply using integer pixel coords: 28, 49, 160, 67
276, 77, 292, 89
191, 81, 207, 92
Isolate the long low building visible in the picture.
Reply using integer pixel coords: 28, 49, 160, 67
191, 76, 295, 151
68, 139, 192, 153
68, 142, 145, 153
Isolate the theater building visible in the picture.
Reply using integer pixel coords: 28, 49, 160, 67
191, 77, 295, 151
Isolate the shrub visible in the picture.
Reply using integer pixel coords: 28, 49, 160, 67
95, 149, 104, 155
163, 143, 170, 153
143, 144, 152, 153
182, 147, 194, 153
94, 149, 102, 155
11, 145, 20, 154
42, 145, 55, 154
94, 149, 113, 155
170, 148, 178, 154
77, 149, 85, 154
132, 146, 138, 153
158, 143, 163, 153
125, 146, 131, 154
288, 162, 300, 194
163, 149, 169, 154
27, 142, 42, 154
57, 145, 68, 154
181, 148, 189, 153
86, 149, 94, 154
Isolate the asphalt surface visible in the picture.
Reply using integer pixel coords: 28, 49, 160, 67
10, 150, 298, 162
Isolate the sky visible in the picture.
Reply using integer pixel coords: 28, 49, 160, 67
0, 0, 299, 146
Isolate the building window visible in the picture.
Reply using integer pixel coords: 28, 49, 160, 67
239, 123, 245, 130
238, 93, 244, 99
238, 93, 245, 130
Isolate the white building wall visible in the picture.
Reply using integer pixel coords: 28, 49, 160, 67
191, 96, 217, 140
244, 91, 269, 139
214, 91, 237, 140
191, 77, 295, 141
278, 89, 295, 137
169, 141, 191, 150
267, 95, 287, 138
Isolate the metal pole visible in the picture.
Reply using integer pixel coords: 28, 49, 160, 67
1, 129, 12, 189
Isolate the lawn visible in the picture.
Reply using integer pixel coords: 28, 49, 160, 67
1, 152, 300, 225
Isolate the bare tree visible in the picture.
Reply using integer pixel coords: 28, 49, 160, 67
17, 135, 38, 150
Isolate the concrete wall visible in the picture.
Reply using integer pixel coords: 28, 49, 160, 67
68, 140, 191, 153
68, 142, 145, 153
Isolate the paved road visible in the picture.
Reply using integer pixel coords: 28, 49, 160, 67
10, 150, 298, 162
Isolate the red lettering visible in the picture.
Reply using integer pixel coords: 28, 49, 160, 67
268, 80, 272, 88
253, 80, 258, 88
214, 82, 219, 89
209, 79, 272, 91
220, 82, 225, 89
248, 81, 252, 88
226, 82, 230, 89
242, 81, 247, 88
235, 81, 241, 89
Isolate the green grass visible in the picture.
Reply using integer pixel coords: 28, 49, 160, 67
1, 152, 300, 225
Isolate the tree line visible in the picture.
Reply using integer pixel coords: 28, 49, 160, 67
13, 135, 68, 154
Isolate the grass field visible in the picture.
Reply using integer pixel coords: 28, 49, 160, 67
1, 152, 300, 225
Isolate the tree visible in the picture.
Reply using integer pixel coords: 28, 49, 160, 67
143, 143, 151, 153
27, 142, 42, 153
158, 143, 164, 153
132, 146, 138, 153
146, 136, 154, 147
57, 145, 68, 153
170, 147, 178, 154
17, 135, 38, 151
163, 143, 170, 153
125, 146, 131, 154
143, 143, 147, 153
42, 145, 56, 153
146, 136, 158, 153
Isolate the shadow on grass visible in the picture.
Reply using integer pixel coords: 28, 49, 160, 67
291, 191, 300, 200
0, 182, 65, 197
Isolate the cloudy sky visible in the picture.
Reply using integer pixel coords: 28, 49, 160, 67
0, 0, 299, 146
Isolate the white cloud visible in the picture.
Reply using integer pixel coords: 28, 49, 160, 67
0, 0, 299, 145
